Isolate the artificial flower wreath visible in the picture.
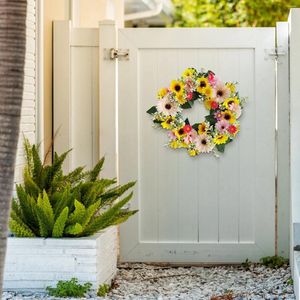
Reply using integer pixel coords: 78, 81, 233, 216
146, 68, 245, 156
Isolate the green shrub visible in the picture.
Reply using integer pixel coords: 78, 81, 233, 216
46, 278, 92, 298
9, 139, 137, 238
260, 255, 288, 268
97, 283, 111, 297
171, 0, 300, 28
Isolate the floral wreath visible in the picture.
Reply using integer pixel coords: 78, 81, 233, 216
146, 68, 245, 156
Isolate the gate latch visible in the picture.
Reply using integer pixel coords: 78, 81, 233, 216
108, 48, 129, 60
265, 47, 286, 61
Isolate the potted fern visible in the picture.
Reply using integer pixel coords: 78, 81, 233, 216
3, 140, 137, 290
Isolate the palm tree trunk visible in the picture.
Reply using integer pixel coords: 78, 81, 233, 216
0, 0, 27, 294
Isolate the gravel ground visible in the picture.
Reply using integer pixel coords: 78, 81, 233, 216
2, 263, 295, 300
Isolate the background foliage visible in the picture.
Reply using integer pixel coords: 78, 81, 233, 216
171, 0, 300, 27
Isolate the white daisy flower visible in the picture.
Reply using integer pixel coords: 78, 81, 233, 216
157, 97, 179, 116
195, 134, 215, 153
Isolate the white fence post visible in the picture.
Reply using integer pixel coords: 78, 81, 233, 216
99, 21, 118, 179
276, 22, 290, 258
289, 8, 300, 254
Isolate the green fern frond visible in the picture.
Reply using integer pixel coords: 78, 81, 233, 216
87, 157, 105, 181
44, 150, 72, 191
9, 219, 35, 237
23, 137, 33, 176
53, 186, 75, 218
100, 181, 136, 205
23, 167, 40, 197
81, 200, 101, 228
111, 210, 138, 226
82, 192, 133, 236
65, 223, 83, 235
67, 199, 86, 225
63, 166, 86, 185
16, 186, 39, 232
36, 191, 54, 236
32, 144, 43, 183
52, 207, 69, 238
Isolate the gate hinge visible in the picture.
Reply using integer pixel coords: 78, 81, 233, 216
106, 48, 129, 60
265, 47, 286, 61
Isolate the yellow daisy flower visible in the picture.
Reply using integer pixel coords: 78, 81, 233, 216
198, 122, 207, 134
182, 68, 196, 78
161, 116, 175, 129
176, 93, 187, 105
157, 88, 168, 99
203, 86, 214, 98
174, 127, 186, 139
223, 97, 240, 109
170, 80, 184, 95
169, 140, 188, 149
188, 149, 197, 156
226, 82, 236, 94
197, 77, 209, 93
213, 134, 229, 145
222, 110, 236, 124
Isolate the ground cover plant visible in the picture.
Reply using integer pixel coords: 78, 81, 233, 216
9, 139, 137, 237
46, 278, 91, 298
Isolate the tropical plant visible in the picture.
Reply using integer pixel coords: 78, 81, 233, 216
9, 140, 137, 238
171, 0, 300, 28
0, 0, 27, 294
46, 278, 92, 298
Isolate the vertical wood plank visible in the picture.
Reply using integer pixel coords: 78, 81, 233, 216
99, 20, 117, 179
238, 49, 255, 243
156, 50, 180, 242
139, 50, 159, 242
217, 49, 240, 243
71, 47, 93, 169
53, 20, 71, 172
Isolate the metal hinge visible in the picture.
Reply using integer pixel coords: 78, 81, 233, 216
265, 47, 286, 61
105, 48, 129, 60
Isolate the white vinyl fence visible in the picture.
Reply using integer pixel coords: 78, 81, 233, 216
54, 19, 290, 263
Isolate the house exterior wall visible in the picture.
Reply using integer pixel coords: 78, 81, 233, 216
14, 0, 37, 184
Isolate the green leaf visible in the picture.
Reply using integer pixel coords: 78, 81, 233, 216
65, 223, 83, 236
181, 101, 193, 109
191, 91, 200, 101
146, 106, 157, 114
205, 115, 217, 125
216, 144, 225, 153
52, 207, 69, 238
192, 123, 200, 131
68, 199, 86, 225
184, 118, 190, 125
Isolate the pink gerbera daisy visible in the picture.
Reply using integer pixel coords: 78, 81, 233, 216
216, 120, 230, 133
183, 129, 197, 144
215, 82, 230, 103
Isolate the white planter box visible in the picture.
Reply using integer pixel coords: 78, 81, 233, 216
3, 226, 118, 291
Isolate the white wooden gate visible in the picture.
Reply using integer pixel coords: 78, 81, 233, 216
54, 21, 290, 263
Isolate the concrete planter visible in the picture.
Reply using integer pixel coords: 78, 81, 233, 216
3, 226, 118, 291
